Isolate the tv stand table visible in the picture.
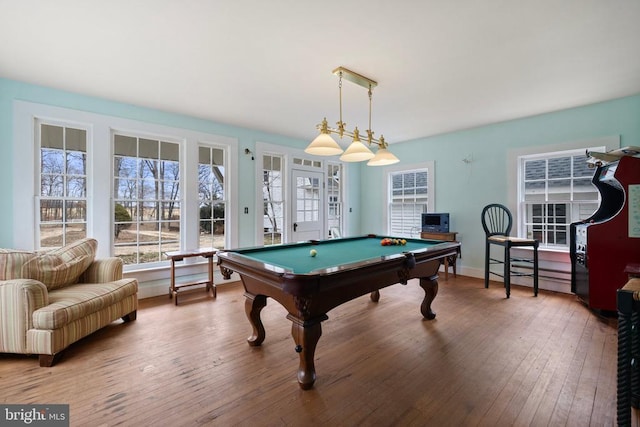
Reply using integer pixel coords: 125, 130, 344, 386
420, 231, 459, 280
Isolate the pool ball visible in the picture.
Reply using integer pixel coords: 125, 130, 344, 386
310, 249, 318, 257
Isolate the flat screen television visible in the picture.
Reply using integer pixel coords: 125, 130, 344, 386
421, 213, 450, 233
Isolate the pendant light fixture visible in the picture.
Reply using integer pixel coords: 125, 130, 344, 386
305, 67, 399, 166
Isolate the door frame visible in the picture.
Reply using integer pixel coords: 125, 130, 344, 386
255, 142, 347, 246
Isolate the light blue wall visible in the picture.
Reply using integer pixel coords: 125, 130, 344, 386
359, 94, 640, 271
2, 77, 639, 275
0, 78, 309, 248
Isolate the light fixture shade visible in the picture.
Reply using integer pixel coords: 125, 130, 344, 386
367, 147, 400, 166
305, 133, 343, 156
339, 140, 375, 162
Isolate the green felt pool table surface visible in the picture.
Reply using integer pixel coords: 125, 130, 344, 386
229, 235, 443, 274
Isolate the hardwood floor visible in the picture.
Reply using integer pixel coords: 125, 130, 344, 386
0, 275, 632, 426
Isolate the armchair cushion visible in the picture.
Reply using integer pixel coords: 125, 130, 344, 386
22, 254, 91, 291
50, 238, 98, 264
32, 279, 138, 330
21, 238, 97, 290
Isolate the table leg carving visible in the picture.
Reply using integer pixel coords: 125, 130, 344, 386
419, 274, 439, 320
244, 293, 267, 346
288, 315, 326, 390
219, 265, 234, 280
293, 295, 312, 318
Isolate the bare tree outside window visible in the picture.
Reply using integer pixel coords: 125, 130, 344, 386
39, 123, 87, 249
113, 134, 181, 265
198, 146, 226, 250
262, 154, 284, 245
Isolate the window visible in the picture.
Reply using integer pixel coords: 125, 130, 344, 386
198, 145, 227, 250
519, 149, 599, 248
16, 101, 239, 275
295, 175, 320, 222
327, 163, 343, 237
113, 134, 181, 265
388, 169, 429, 237
293, 158, 322, 168
38, 123, 88, 249
262, 154, 284, 245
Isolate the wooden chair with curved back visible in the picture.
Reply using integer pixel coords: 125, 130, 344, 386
481, 203, 539, 298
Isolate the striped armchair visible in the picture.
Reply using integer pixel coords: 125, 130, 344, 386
0, 238, 138, 366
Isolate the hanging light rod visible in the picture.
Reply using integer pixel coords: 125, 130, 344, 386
305, 66, 399, 166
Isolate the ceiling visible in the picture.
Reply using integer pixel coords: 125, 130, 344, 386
1, 1, 640, 144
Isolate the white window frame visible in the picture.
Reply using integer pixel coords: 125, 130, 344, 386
327, 161, 343, 238
197, 143, 230, 251
112, 132, 183, 266
13, 101, 238, 266
261, 152, 286, 245
508, 136, 619, 251
255, 142, 290, 244
384, 161, 435, 238
518, 149, 601, 249
36, 119, 91, 249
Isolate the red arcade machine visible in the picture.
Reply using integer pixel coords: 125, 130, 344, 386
570, 147, 640, 313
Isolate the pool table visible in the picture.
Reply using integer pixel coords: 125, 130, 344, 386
217, 234, 461, 389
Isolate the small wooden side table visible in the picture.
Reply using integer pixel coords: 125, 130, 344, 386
420, 231, 459, 280
165, 248, 217, 305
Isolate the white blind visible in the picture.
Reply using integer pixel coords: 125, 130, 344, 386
389, 202, 426, 236
388, 169, 428, 237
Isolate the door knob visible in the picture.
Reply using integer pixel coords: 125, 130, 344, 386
293, 222, 298, 232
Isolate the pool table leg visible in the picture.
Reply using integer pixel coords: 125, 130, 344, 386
288, 314, 327, 390
245, 293, 267, 346
419, 274, 439, 320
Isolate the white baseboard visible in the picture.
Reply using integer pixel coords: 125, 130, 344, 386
453, 265, 571, 294
130, 266, 240, 300
132, 260, 571, 301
